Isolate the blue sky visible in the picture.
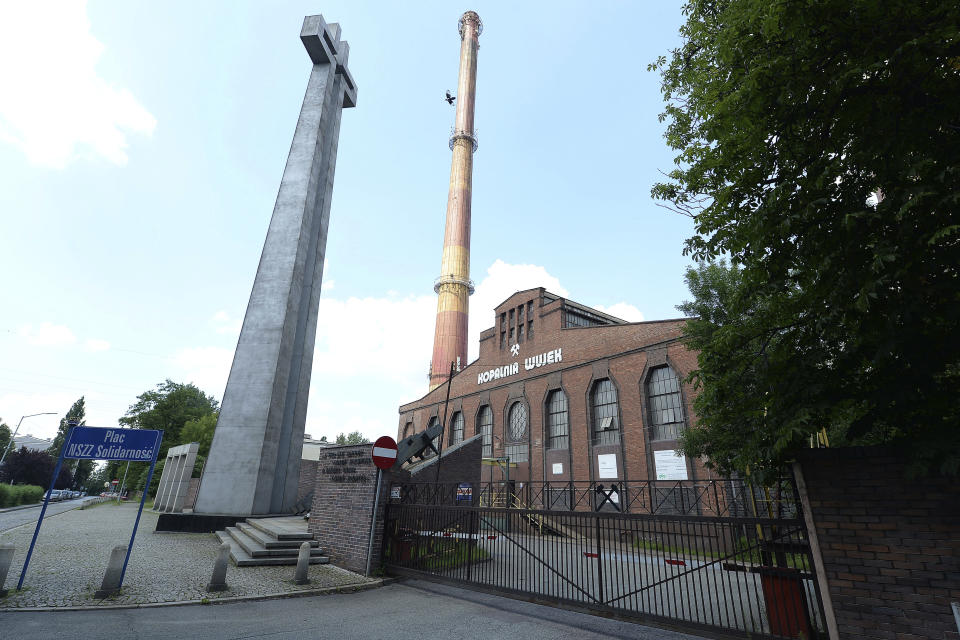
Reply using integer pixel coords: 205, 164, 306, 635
0, 1, 694, 443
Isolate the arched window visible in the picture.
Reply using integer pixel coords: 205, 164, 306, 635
546, 390, 569, 449
591, 379, 620, 445
505, 402, 529, 462
477, 406, 493, 457
647, 366, 685, 440
450, 412, 464, 446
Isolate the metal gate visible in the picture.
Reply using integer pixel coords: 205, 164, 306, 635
383, 477, 826, 639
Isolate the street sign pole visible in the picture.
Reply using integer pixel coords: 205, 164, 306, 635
18, 425, 74, 590
366, 436, 398, 577
118, 429, 163, 587
364, 467, 383, 577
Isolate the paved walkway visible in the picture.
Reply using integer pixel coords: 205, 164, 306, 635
0, 579, 708, 639
0, 502, 377, 608
0, 497, 89, 533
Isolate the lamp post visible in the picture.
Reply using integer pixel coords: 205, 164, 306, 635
0, 412, 57, 474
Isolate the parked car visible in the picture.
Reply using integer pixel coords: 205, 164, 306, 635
44, 490, 63, 502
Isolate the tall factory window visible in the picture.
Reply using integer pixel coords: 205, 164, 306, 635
518, 324, 524, 343
450, 412, 464, 446
402, 422, 413, 440
426, 416, 440, 456
477, 406, 493, 457
518, 304, 524, 323
505, 401, 529, 462
527, 320, 534, 341
647, 366, 685, 440
546, 390, 569, 449
500, 313, 506, 349
591, 379, 621, 445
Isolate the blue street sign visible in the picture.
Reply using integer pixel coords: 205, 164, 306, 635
456, 483, 473, 503
63, 426, 161, 461
17, 426, 163, 592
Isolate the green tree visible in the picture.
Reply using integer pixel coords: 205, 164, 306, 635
0, 447, 72, 488
180, 413, 218, 459
47, 397, 94, 489
119, 380, 219, 456
105, 380, 218, 483
654, 1, 960, 478
335, 431, 368, 445
0, 419, 11, 460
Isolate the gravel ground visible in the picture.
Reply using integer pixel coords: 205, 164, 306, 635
0, 502, 376, 608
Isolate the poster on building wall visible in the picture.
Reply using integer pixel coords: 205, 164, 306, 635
597, 454, 618, 479
654, 450, 689, 480
552, 463, 563, 475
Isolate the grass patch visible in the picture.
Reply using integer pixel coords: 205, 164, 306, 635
386, 537, 490, 571
632, 537, 810, 571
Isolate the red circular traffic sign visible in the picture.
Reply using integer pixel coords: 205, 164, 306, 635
371, 436, 398, 470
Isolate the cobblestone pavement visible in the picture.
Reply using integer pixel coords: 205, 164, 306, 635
0, 498, 89, 533
0, 502, 377, 608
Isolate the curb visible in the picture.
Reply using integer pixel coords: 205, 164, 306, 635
0, 577, 397, 612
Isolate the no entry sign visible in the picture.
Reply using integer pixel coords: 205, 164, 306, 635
371, 436, 398, 470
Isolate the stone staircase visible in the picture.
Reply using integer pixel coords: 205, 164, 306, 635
215, 516, 330, 567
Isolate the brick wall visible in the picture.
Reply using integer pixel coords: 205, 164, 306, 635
308, 444, 391, 574
798, 447, 960, 640
298, 459, 318, 503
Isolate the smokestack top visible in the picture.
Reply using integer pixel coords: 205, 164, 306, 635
458, 11, 482, 39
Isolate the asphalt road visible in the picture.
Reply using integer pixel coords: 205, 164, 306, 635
0, 498, 90, 533
0, 580, 708, 640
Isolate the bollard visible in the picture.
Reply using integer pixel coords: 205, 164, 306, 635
94, 545, 127, 598
0, 543, 14, 597
294, 541, 311, 585
207, 542, 231, 592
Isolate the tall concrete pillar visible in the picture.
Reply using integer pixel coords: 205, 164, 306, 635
429, 11, 482, 391
194, 15, 357, 516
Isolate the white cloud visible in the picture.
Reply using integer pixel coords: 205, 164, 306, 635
168, 346, 233, 399
467, 259, 569, 361
0, 1, 156, 168
594, 302, 645, 322
210, 311, 242, 336
18, 322, 77, 346
83, 338, 111, 352
172, 261, 574, 442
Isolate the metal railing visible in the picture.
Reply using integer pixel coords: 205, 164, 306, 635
389, 478, 798, 518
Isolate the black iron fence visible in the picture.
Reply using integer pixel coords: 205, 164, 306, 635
390, 478, 798, 518
383, 479, 825, 639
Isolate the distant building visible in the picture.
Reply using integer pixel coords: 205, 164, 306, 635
301, 434, 335, 461
12, 434, 54, 452
399, 287, 715, 492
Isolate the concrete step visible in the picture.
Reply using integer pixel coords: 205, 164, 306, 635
246, 517, 314, 541
237, 521, 319, 550
215, 530, 329, 567
224, 526, 327, 559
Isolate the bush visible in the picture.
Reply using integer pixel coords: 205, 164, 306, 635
0, 483, 44, 508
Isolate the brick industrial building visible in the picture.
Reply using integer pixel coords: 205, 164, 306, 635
398, 287, 715, 488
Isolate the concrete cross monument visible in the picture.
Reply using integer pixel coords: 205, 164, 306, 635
193, 15, 357, 517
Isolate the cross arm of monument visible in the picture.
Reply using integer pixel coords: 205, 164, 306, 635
300, 14, 357, 108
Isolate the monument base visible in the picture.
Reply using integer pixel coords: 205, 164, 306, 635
155, 512, 261, 533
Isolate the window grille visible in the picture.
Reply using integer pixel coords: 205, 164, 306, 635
591, 379, 620, 445
647, 366, 685, 440
450, 412, 464, 446
506, 402, 528, 462
477, 406, 493, 457
546, 390, 569, 449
